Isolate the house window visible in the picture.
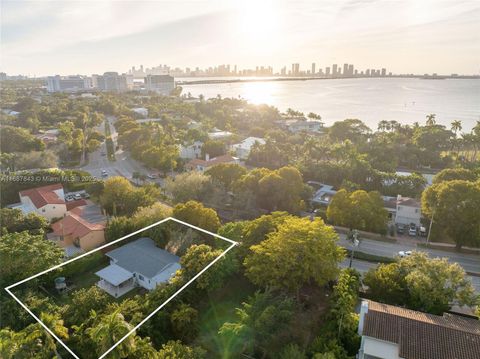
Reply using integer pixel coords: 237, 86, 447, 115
138, 274, 144, 281
42, 209, 46, 212
398, 206, 402, 211
53, 206, 55, 209
415, 209, 419, 213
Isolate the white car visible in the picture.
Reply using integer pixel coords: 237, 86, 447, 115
398, 250, 412, 258
74, 193, 82, 200
101, 170, 108, 177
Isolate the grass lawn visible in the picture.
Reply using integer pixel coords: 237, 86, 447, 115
195, 274, 256, 358
53, 253, 110, 305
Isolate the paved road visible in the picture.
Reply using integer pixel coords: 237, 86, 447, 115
340, 258, 480, 294
338, 234, 480, 275
82, 116, 157, 183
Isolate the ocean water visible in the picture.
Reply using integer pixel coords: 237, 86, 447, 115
181, 78, 480, 131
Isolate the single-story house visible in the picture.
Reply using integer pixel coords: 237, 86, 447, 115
16, 183, 67, 221
185, 154, 240, 172
231, 137, 266, 160
50, 206, 106, 257
357, 300, 480, 359
95, 238, 181, 298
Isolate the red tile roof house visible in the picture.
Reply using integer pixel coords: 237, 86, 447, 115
357, 300, 480, 359
50, 207, 106, 257
17, 183, 68, 221
185, 154, 240, 172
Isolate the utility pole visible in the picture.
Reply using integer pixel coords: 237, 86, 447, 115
426, 210, 435, 245
349, 230, 360, 268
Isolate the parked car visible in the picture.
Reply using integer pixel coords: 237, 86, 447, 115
101, 170, 108, 177
147, 174, 157, 179
101, 152, 106, 156
81, 192, 90, 199
397, 224, 405, 235
398, 250, 412, 258
408, 223, 417, 236
74, 193, 82, 200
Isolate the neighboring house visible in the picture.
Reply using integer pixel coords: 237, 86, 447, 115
179, 141, 203, 160
187, 120, 201, 130
311, 183, 421, 227
50, 206, 106, 257
231, 137, 266, 160
185, 154, 240, 172
310, 183, 338, 206
16, 183, 67, 221
276, 117, 324, 133
358, 300, 480, 359
208, 129, 233, 140
95, 238, 181, 298
383, 195, 422, 226
131, 107, 148, 118
35, 129, 59, 145
2, 109, 20, 116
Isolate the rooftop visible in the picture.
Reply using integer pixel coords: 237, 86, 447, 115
51, 207, 104, 239
362, 300, 480, 359
19, 183, 65, 208
105, 238, 180, 279
188, 154, 237, 168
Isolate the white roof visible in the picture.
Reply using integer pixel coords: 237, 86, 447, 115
96, 264, 133, 286
232, 137, 265, 150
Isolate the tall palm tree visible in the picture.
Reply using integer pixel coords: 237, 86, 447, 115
87, 309, 135, 359
426, 113, 436, 126
450, 120, 462, 152
451, 120, 462, 135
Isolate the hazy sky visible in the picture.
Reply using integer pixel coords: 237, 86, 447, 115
1, 0, 479, 76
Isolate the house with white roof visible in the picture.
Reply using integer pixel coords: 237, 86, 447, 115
231, 137, 266, 160
208, 129, 233, 140
95, 238, 181, 298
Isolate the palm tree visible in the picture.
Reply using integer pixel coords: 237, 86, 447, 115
426, 113, 436, 126
451, 120, 462, 135
87, 309, 135, 359
377, 120, 388, 132
21, 313, 69, 358
450, 120, 462, 152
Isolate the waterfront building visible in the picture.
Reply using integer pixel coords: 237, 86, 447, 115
145, 74, 175, 95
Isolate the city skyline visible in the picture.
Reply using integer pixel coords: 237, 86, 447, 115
1, 0, 479, 76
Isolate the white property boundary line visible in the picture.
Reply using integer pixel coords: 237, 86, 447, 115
5, 216, 238, 359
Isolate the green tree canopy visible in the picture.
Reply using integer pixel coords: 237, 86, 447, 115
422, 180, 480, 249
205, 163, 247, 190
363, 251, 477, 314
172, 200, 221, 233
327, 189, 388, 233
432, 168, 478, 184
244, 217, 344, 294
219, 290, 294, 357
